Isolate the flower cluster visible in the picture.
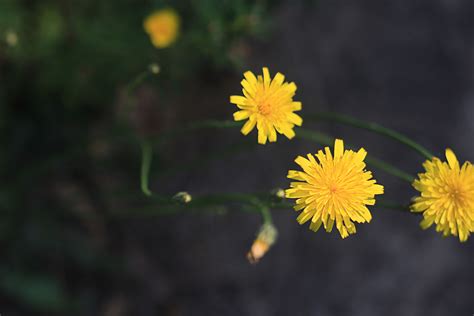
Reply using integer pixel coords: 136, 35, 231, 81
139, 8, 473, 244
228, 67, 473, 243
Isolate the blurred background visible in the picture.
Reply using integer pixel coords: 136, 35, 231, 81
1, 0, 473, 315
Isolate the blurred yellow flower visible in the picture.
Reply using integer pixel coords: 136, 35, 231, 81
285, 139, 384, 238
144, 9, 180, 48
230, 67, 302, 144
412, 149, 474, 242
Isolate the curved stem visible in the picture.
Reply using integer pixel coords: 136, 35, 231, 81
125, 70, 149, 96
308, 112, 433, 160
119, 68, 153, 123
365, 156, 413, 183
112, 194, 410, 217
157, 119, 414, 182
140, 140, 153, 196
296, 128, 414, 183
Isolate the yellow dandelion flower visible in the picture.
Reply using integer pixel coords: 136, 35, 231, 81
144, 9, 180, 48
230, 67, 302, 144
285, 139, 384, 238
412, 149, 474, 242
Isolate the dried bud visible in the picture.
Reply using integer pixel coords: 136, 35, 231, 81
149, 63, 160, 75
247, 223, 278, 264
173, 191, 192, 203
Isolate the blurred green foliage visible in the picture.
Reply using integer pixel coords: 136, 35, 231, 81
0, 0, 275, 313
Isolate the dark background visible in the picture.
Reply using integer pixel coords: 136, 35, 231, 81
1, 0, 473, 315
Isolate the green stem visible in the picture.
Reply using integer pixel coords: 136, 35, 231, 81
126, 70, 149, 94
365, 156, 413, 183
248, 198, 273, 224
111, 193, 409, 217
140, 141, 153, 196
120, 69, 152, 122
157, 119, 414, 182
296, 128, 414, 183
308, 112, 434, 160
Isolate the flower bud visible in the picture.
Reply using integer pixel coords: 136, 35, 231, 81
149, 63, 160, 75
247, 223, 278, 264
272, 188, 285, 199
173, 191, 192, 203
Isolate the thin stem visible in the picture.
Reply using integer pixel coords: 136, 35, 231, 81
140, 140, 153, 196
125, 70, 149, 96
365, 156, 413, 183
247, 197, 273, 224
158, 119, 414, 182
119, 69, 152, 123
296, 128, 415, 183
111, 193, 410, 217
308, 112, 434, 160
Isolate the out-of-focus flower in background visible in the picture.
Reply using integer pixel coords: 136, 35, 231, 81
230, 67, 302, 144
285, 139, 384, 238
412, 149, 474, 242
143, 8, 180, 49
5, 29, 18, 47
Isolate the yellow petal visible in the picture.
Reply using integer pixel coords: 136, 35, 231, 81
281, 127, 295, 140
271, 72, 285, 88
233, 110, 250, 121
241, 117, 256, 135
230, 95, 247, 105
262, 67, 271, 88
291, 101, 302, 111
268, 125, 277, 142
288, 113, 303, 126
334, 139, 344, 159
243, 71, 257, 86
445, 148, 459, 170
258, 126, 267, 144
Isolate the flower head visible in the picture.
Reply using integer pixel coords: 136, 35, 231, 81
412, 149, 474, 242
285, 139, 384, 238
144, 9, 180, 48
230, 67, 302, 144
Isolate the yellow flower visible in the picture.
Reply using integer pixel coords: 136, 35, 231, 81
411, 149, 474, 242
230, 67, 302, 144
143, 9, 180, 48
285, 139, 384, 238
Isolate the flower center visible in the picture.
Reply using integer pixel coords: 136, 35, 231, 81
257, 101, 272, 116
447, 185, 466, 206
